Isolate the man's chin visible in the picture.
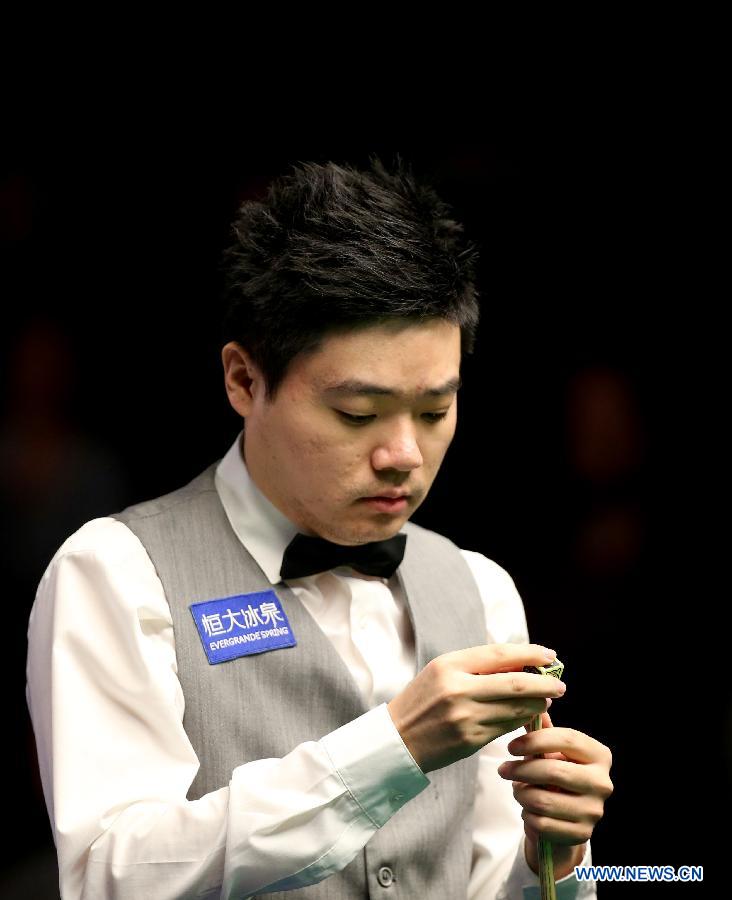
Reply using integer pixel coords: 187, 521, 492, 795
352, 517, 411, 545
321, 518, 407, 546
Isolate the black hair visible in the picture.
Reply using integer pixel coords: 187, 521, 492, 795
220, 154, 480, 400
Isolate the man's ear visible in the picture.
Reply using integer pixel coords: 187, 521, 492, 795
222, 342, 262, 417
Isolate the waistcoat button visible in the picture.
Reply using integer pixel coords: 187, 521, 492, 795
377, 866, 394, 887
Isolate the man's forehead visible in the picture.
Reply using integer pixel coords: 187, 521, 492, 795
300, 318, 462, 399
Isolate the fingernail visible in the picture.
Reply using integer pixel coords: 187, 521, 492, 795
556, 681, 567, 694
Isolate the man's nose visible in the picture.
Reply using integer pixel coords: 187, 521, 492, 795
371, 420, 423, 471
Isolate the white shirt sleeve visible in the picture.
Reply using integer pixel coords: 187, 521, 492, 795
25, 518, 429, 900
460, 550, 596, 900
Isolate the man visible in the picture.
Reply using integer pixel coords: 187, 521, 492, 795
26, 157, 612, 898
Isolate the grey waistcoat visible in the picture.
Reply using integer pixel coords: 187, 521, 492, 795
111, 462, 487, 899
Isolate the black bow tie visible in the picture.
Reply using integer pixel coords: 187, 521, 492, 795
280, 532, 407, 580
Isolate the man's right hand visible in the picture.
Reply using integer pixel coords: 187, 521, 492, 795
386, 644, 566, 774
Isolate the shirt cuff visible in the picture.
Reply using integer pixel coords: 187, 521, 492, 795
500, 838, 596, 900
320, 703, 430, 828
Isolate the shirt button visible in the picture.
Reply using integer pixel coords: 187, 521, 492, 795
391, 793, 404, 803
377, 866, 395, 887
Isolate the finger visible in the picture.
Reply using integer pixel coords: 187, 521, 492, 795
522, 809, 596, 846
499, 757, 608, 795
467, 671, 567, 704
450, 643, 558, 676
508, 728, 611, 765
464, 697, 552, 729
512, 783, 603, 825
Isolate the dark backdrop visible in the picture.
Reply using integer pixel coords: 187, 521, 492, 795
1, 117, 711, 896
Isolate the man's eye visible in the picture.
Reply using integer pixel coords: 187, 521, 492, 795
336, 410, 449, 425
336, 411, 375, 424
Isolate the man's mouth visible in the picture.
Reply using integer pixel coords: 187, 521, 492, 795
363, 490, 410, 500
360, 495, 410, 513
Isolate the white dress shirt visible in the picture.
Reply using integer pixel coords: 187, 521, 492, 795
26, 431, 594, 899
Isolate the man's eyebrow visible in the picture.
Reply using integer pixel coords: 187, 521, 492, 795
322, 376, 462, 398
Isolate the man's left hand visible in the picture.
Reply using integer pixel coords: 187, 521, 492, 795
497, 712, 613, 880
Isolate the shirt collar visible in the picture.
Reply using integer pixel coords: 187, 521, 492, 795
214, 429, 300, 584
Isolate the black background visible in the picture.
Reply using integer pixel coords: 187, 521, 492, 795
1, 78, 715, 896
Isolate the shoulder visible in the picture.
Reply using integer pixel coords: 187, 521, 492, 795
458, 548, 521, 598
402, 521, 528, 641
47, 516, 151, 567
112, 462, 220, 524
458, 549, 529, 645
27, 517, 179, 721
402, 520, 518, 591
31, 517, 168, 628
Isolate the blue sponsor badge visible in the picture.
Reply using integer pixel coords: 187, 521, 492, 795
190, 590, 297, 665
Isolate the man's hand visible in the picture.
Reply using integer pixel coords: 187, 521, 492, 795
386, 644, 567, 774
497, 711, 614, 880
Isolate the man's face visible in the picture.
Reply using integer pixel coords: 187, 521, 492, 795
226, 319, 461, 545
